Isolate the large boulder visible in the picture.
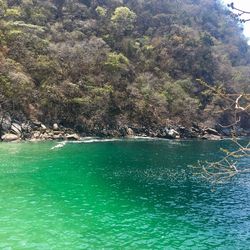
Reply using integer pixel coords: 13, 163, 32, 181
11, 123, 22, 135
1, 133, 20, 142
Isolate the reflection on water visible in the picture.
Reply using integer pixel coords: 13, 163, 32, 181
0, 139, 249, 249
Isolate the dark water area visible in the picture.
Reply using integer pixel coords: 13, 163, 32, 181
0, 139, 249, 249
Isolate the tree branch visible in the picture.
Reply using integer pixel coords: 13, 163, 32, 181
228, 2, 250, 22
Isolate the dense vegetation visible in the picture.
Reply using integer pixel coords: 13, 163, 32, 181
0, 0, 250, 133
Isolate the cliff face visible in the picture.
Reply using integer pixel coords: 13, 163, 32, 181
0, 0, 249, 132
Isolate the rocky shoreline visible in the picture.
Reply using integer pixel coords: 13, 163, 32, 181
1, 117, 249, 142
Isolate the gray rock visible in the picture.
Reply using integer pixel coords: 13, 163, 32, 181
119, 127, 127, 137
202, 134, 222, 140
32, 121, 41, 127
204, 127, 219, 136
1, 116, 12, 131
11, 123, 22, 135
21, 123, 32, 133
41, 133, 52, 140
1, 133, 20, 142
53, 134, 64, 140
178, 126, 198, 138
32, 131, 41, 139
53, 130, 62, 135
66, 133, 80, 140
191, 127, 201, 133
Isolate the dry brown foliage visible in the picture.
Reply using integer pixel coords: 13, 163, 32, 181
192, 79, 250, 183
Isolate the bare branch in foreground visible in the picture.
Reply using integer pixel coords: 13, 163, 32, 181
193, 79, 250, 184
227, 2, 250, 23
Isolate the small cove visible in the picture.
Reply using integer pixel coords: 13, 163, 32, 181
0, 139, 249, 249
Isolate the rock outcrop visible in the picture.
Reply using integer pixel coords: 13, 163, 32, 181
0, 116, 248, 142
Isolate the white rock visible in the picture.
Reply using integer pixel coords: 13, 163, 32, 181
33, 132, 41, 139
66, 133, 80, 140
41, 124, 47, 131
53, 123, 59, 130
1, 133, 20, 142
126, 128, 134, 137
164, 128, 180, 139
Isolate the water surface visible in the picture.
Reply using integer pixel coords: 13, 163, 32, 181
0, 139, 249, 249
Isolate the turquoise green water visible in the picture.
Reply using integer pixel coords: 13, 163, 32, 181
0, 139, 249, 249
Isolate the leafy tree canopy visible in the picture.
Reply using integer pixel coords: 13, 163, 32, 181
0, 0, 249, 131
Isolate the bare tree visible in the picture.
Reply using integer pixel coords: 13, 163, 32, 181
191, 3, 250, 183
227, 2, 250, 23
192, 79, 250, 184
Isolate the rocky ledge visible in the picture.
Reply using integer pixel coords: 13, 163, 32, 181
90, 125, 239, 140
0, 117, 249, 142
0, 118, 80, 142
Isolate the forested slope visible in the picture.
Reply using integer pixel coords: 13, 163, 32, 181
0, 0, 249, 134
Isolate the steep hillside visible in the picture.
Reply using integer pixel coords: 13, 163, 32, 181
0, 0, 249, 134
